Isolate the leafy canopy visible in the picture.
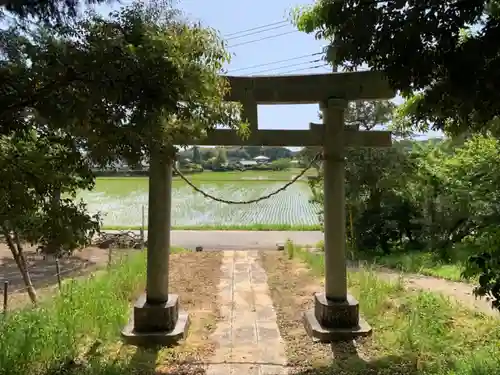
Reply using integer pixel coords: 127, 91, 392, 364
293, 0, 500, 134
1, 1, 246, 166
0, 0, 246, 261
1, 0, 113, 23
0, 129, 100, 255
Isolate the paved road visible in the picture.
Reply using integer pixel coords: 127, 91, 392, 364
103, 230, 323, 250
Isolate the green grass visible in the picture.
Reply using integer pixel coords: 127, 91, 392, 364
369, 251, 468, 282
0, 249, 181, 375
289, 244, 500, 375
102, 223, 322, 231
312, 240, 471, 282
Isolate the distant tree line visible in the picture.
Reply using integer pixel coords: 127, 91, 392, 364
175, 146, 296, 172
178, 145, 296, 163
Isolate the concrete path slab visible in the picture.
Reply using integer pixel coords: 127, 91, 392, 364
102, 230, 323, 250
206, 251, 288, 375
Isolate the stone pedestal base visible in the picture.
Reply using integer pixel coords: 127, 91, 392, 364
303, 292, 371, 342
121, 293, 190, 347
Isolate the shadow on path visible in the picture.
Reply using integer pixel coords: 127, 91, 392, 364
128, 347, 159, 374
90, 345, 206, 375
293, 341, 422, 375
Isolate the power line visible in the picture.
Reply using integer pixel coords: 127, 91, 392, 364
254, 63, 330, 76
227, 52, 324, 73
226, 24, 290, 41
228, 30, 298, 48
223, 20, 288, 38
279, 63, 330, 75
248, 59, 323, 75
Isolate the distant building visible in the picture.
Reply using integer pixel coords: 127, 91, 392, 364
253, 155, 270, 164
237, 160, 258, 168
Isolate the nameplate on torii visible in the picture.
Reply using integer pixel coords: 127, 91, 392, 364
200, 71, 395, 148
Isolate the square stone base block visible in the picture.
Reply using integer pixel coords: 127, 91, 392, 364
303, 292, 372, 342
121, 293, 190, 347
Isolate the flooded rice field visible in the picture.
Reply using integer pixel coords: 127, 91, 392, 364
75, 176, 321, 227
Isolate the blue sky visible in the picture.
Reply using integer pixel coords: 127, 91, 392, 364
95, 0, 443, 140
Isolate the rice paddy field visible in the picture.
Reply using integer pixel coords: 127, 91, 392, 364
76, 169, 322, 230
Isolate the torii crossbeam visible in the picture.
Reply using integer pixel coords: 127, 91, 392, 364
122, 70, 396, 346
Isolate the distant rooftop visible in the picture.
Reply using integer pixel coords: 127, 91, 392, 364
238, 160, 258, 166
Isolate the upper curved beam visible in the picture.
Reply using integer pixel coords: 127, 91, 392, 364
223, 71, 395, 103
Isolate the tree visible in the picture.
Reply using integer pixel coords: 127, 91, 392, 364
270, 158, 292, 171
212, 147, 228, 169
0, 0, 246, 299
192, 146, 202, 164
226, 147, 250, 160
297, 146, 322, 171
293, 3, 500, 310
345, 101, 395, 131
309, 141, 418, 252
1, 0, 111, 22
293, 0, 500, 134
0, 130, 100, 304
0, 0, 116, 125
297, 100, 394, 170
3, 1, 246, 163
261, 147, 293, 161
245, 146, 263, 158
307, 98, 404, 247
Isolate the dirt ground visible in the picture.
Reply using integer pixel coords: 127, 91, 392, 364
261, 251, 500, 375
260, 252, 388, 375
0, 242, 120, 308
260, 252, 337, 371
113, 251, 223, 374
167, 251, 222, 365
1, 242, 223, 374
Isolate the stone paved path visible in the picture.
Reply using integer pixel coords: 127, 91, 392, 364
206, 251, 288, 375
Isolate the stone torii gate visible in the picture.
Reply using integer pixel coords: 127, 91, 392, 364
122, 71, 395, 346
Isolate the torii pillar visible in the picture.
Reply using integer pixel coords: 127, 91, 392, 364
302, 98, 371, 341
122, 144, 190, 347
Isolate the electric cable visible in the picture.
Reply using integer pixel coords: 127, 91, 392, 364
254, 63, 330, 76
248, 58, 324, 75
223, 20, 288, 38
227, 52, 324, 73
227, 30, 298, 48
226, 23, 290, 41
